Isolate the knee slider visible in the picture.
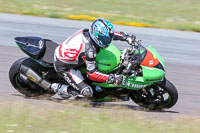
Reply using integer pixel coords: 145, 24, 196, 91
80, 86, 93, 97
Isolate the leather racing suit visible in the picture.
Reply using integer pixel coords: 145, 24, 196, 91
53, 29, 130, 97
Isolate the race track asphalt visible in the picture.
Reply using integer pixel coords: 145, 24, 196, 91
0, 13, 200, 118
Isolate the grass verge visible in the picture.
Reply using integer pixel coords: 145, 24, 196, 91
0, 101, 200, 133
0, 0, 200, 32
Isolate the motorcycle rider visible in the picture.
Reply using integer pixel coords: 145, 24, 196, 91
51, 18, 136, 98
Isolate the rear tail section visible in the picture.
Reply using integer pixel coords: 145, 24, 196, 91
15, 36, 58, 66
15, 37, 45, 59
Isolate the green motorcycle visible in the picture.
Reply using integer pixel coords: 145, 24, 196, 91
9, 36, 178, 110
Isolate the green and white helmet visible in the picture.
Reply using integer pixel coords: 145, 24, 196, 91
89, 19, 114, 49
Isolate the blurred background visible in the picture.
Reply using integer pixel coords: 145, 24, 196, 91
0, 0, 200, 133
0, 0, 200, 32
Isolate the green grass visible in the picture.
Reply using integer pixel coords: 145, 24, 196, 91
0, 101, 200, 133
0, 0, 200, 31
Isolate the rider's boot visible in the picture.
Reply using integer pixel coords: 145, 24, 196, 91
51, 83, 80, 99
51, 83, 93, 99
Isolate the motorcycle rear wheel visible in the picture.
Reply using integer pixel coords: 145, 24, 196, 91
129, 79, 178, 110
9, 57, 55, 97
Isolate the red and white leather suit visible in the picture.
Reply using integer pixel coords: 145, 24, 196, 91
54, 29, 127, 96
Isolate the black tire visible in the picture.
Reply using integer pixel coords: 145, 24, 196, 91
129, 79, 178, 110
9, 57, 55, 97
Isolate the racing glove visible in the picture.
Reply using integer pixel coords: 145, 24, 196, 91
126, 35, 136, 45
114, 31, 136, 45
106, 74, 125, 85
120, 32, 136, 45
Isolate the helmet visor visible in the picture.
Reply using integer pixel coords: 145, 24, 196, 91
98, 33, 113, 48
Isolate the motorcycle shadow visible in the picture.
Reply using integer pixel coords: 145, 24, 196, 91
12, 94, 179, 114
88, 102, 179, 114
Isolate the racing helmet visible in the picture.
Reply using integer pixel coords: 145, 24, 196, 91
89, 19, 114, 49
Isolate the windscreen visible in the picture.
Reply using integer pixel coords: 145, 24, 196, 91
133, 43, 147, 64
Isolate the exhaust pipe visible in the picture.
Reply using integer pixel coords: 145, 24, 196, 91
19, 65, 52, 90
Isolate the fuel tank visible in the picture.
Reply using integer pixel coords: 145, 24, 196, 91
96, 43, 121, 73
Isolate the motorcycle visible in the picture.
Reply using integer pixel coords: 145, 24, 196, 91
9, 36, 178, 110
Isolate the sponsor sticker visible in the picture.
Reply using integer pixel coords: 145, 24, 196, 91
149, 60, 153, 65
131, 84, 147, 88
26, 74, 37, 82
126, 82, 147, 89
38, 40, 43, 49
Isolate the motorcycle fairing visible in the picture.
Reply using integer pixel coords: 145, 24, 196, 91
141, 65, 165, 82
92, 46, 166, 90
146, 46, 166, 70
15, 37, 45, 59
15, 37, 58, 66
140, 50, 159, 67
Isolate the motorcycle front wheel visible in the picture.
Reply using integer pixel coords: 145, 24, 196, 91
129, 79, 178, 110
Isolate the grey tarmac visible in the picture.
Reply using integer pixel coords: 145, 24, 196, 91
0, 13, 200, 118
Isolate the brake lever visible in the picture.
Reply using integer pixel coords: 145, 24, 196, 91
129, 44, 135, 54
134, 40, 141, 47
